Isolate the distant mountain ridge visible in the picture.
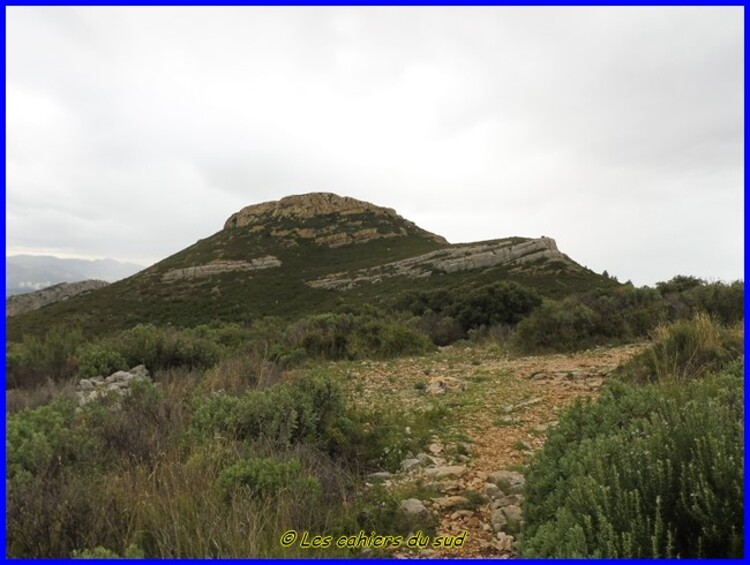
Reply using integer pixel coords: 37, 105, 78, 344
6, 280, 110, 317
6, 255, 144, 296
6, 192, 616, 340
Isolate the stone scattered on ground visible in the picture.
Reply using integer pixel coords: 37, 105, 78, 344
433, 495, 470, 510
425, 465, 467, 479
401, 458, 422, 472
425, 376, 466, 395
327, 342, 647, 558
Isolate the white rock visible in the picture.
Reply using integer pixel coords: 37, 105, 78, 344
110, 371, 132, 382
78, 379, 94, 391
401, 458, 422, 472
426, 465, 467, 479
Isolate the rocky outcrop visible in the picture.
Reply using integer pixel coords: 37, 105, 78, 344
308, 237, 566, 290
223, 192, 448, 247
225, 193, 402, 227
161, 257, 281, 282
76, 365, 153, 405
6, 280, 109, 317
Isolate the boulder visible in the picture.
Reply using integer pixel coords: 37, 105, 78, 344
493, 494, 524, 509
491, 509, 507, 531
500, 505, 523, 535
110, 371, 132, 382
426, 465, 467, 479
400, 498, 429, 518
484, 482, 502, 499
129, 364, 149, 377
78, 379, 94, 391
489, 470, 525, 493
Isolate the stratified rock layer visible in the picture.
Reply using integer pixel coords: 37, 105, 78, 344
307, 237, 565, 290
6, 280, 109, 317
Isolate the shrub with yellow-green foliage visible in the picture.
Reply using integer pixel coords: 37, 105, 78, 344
614, 314, 743, 384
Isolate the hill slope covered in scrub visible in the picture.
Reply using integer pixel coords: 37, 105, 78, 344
7, 192, 614, 340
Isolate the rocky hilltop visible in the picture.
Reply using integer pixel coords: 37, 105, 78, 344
224, 192, 448, 248
6, 280, 109, 317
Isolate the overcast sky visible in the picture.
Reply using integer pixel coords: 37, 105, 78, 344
6, 7, 744, 286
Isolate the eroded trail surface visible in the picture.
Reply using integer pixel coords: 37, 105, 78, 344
331, 342, 646, 558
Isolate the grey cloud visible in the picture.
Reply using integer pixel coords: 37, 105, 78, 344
6, 7, 743, 285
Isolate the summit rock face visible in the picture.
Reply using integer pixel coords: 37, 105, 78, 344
224, 193, 399, 227
223, 192, 448, 248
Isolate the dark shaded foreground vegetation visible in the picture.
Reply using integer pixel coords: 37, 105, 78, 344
7, 368, 447, 557
5, 275, 744, 557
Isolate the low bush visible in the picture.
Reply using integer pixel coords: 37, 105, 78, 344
394, 282, 543, 345
285, 313, 433, 361
521, 363, 744, 558
76, 344, 128, 379
513, 299, 599, 352
6, 326, 86, 388
216, 457, 321, 501
191, 371, 440, 473
453, 281, 542, 332
113, 324, 223, 372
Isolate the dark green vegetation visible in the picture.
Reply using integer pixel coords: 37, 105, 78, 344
520, 316, 744, 558
513, 278, 743, 353
6, 277, 743, 390
7, 312, 434, 390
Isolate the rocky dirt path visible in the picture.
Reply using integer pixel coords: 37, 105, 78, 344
328, 342, 647, 558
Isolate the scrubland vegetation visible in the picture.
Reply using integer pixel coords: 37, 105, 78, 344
5, 275, 744, 557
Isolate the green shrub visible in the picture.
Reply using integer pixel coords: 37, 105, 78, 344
191, 372, 439, 473
521, 364, 743, 557
514, 299, 599, 352
683, 280, 744, 325
216, 457, 320, 500
350, 319, 433, 358
395, 282, 542, 344
285, 313, 433, 361
113, 324, 222, 372
191, 373, 345, 449
452, 281, 542, 331
6, 400, 98, 480
76, 344, 128, 379
6, 326, 86, 387
656, 275, 704, 295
